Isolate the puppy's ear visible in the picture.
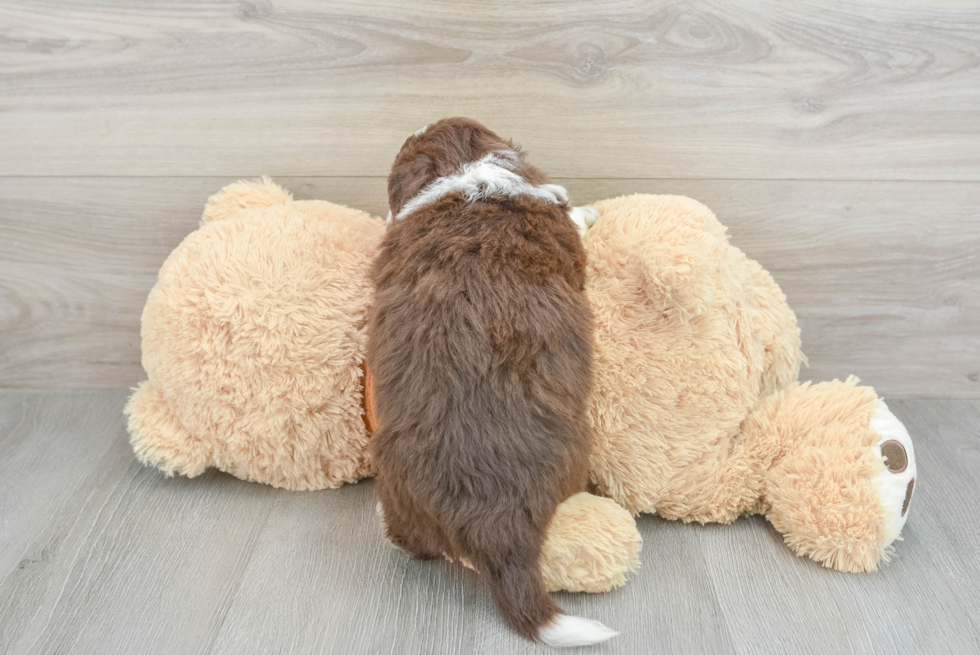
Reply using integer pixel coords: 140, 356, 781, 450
388, 152, 435, 217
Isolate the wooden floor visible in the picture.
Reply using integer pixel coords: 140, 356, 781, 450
0, 390, 977, 655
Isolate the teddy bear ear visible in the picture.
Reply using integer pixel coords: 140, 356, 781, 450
628, 238, 717, 323
201, 176, 293, 224
588, 195, 722, 323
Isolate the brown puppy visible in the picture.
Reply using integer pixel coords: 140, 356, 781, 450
368, 118, 614, 646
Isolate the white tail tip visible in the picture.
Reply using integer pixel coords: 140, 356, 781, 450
539, 614, 618, 648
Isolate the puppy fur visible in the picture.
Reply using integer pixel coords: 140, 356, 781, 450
368, 118, 608, 645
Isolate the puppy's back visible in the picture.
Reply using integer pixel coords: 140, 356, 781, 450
369, 118, 611, 646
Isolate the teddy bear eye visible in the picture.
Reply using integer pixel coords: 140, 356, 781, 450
880, 440, 908, 473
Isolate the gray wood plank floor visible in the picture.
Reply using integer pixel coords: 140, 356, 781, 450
1, 390, 978, 655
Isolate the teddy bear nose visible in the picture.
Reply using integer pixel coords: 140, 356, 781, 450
880, 440, 908, 473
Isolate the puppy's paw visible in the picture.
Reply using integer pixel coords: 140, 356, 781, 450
569, 206, 599, 237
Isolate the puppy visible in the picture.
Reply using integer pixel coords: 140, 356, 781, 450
368, 118, 614, 647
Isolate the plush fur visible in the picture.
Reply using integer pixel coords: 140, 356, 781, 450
369, 118, 606, 643
539, 493, 642, 593
584, 193, 803, 516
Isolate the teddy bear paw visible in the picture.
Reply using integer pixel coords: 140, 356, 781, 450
870, 400, 916, 549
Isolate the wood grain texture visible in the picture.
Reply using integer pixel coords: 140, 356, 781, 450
0, 391, 284, 655
2, 177, 977, 396
1, 391, 978, 654
2, 1, 979, 178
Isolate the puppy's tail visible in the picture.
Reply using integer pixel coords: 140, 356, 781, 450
461, 516, 617, 647
538, 613, 619, 648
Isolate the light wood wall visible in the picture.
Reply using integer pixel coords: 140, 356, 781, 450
1, 1, 978, 396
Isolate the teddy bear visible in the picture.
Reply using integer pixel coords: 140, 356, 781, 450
127, 178, 916, 586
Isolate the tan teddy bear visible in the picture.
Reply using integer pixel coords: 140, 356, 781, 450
127, 179, 915, 587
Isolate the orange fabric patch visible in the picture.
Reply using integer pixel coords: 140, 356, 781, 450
363, 363, 378, 433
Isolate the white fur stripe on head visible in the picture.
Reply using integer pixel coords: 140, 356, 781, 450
394, 152, 568, 221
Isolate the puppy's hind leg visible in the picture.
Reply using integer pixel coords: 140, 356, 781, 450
375, 477, 451, 561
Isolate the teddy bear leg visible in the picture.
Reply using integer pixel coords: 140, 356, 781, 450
751, 378, 916, 572
539, 493, 642, 593
124, 381, 213, 478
